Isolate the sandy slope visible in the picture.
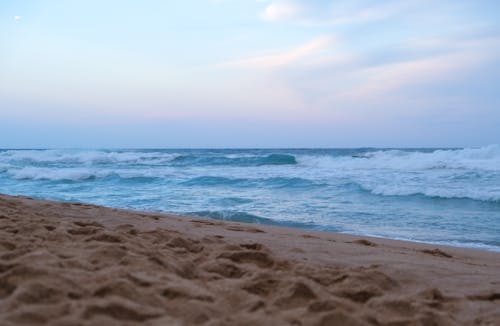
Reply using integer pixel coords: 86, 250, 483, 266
0, 194, 499, 325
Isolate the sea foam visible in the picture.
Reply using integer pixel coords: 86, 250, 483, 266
7, 167, 111, 181
299, 145, 500, 171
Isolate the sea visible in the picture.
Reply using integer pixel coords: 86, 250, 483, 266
1, 146, 499, 251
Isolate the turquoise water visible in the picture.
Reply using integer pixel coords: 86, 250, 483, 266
1, 147, 499, 251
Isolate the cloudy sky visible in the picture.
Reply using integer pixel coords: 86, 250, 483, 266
1, 0, 499, 148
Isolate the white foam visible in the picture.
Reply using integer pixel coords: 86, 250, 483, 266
362, 183, 500, 202
294, 145, 500, 202
381, 145, 497, 171
0, 150, 179, 165
7, 167, 111, 181
297, 145, 500, 172
365, 145, 500, 171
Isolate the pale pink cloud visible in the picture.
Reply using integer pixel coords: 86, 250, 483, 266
336, 37, 500, 101
220, 35, 337, 69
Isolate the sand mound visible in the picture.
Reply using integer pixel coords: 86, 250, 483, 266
0, 195, 499, 325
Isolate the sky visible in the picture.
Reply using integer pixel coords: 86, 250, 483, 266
1, 0, 499, 148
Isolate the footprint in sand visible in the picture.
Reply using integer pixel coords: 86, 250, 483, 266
353, 239, 378, 247
202, 261, 246, 278
43, 225, 56, 231
73, 221, 104, 228
217, 242, 274, 268
243, 276, 280, 296
468, 292, 500, 301
67, 227, 100, 236
240, 243, 264, 250
217, 251, 274, 268
191, 219, 221, 226
302, 234, 319, 239
86, 233, 123, 243
82, 300, 162, 322
167, 237, 204, 253
421, 248, 452, 258
274, 281, 317, 309
225, 225, 265, 233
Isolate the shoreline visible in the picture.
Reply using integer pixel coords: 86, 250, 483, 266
4, 193, 499, 254
1, 193, 499, 324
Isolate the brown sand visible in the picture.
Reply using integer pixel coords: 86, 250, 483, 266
0, 194, 499, 325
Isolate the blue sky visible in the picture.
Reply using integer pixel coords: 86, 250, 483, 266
1, 0, 499, 148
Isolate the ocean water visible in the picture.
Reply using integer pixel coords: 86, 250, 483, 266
1, 146, 499, 251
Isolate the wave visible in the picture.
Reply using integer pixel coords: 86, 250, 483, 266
6, 167, 166, 182
262, 177, 325, 188
189, 210, 317, 229
7, 167, 111, 181
190, 211, 278, 224
181, 176, 248, 186
348, 145, 500, 171
258, 154, 297, 165
211, 197, 253, 206
5, 168, 322, 190
180, 176, 323, 189
296, 145, 500, 173
358, 183, 500, 203
171, 153, 297, 167
0, 150, 178, 166
2, 146, 499, 171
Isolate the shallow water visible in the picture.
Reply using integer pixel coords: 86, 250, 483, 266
1, 146, 499, 251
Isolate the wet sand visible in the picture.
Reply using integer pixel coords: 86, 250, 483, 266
0, 194, 499, 325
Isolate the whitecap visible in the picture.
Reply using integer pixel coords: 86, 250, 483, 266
7, 167, 111, 181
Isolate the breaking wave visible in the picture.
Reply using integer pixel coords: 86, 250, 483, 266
357, 183, 500, 203
340, 145, 500, 171
7, 167, 110, 181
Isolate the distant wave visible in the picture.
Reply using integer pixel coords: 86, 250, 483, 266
171, 153, 297, 167
259, 154, 297, 165
3, 146, 499, 171
3, 145, 500, 168
0, 150, 177, 166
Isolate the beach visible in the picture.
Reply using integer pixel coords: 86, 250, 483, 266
0, 194, 499, 325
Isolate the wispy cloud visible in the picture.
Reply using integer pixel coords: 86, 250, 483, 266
260, 1, 302, 22
336, 36, 500, 101
325, 1, 406, 26
338, 54, 477, 101
219, 35, 336, 69
259, 0, 412, 26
